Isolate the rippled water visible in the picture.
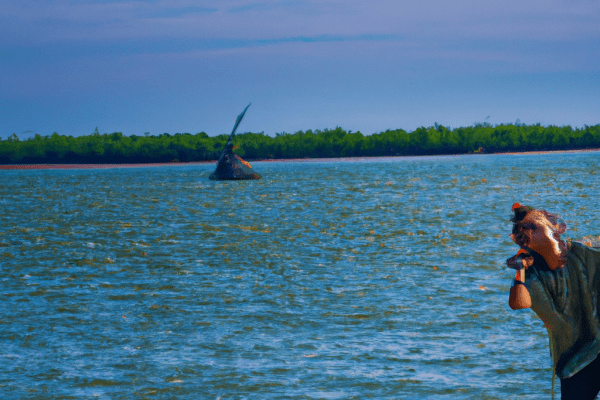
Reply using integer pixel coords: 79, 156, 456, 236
1, 153, 600, 399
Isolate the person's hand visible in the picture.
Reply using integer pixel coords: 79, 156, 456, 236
521, 255, 534, 269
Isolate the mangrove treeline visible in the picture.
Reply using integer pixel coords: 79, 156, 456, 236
1, 123, 600, 164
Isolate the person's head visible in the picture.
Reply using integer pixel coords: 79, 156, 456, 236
510, 203, 567, 270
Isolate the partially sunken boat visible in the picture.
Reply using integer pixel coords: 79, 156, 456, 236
209, 103, 262, 180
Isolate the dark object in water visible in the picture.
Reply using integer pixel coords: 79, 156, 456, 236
209, 103, 262, 180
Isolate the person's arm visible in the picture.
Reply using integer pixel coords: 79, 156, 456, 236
508, 251, 534, 310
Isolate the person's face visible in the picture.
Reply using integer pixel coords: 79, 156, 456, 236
520, 211, 567, 268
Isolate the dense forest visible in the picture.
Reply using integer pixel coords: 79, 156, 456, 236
1, 123, 600, 164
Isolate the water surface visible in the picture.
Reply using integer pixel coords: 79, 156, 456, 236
1, 152, 599, 399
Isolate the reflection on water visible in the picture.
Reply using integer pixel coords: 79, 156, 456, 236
1, 152, 599, 399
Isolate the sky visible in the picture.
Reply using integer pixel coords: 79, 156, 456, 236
2, 0, 599, 139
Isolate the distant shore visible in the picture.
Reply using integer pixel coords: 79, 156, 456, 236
0, 161, 214, 170
493, 148, 600, 156
2, 148, 599, 170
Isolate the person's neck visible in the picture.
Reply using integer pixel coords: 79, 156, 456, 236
543, 253, 563, 270
527, 248, 564, 271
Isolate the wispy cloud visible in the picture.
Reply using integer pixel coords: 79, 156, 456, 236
144, 6, 218, 19
3, 32, 407, 61
255, 33, 403, 46
226, 1, 306, 14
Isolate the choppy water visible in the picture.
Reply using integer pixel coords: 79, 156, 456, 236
1, 153, 599, 399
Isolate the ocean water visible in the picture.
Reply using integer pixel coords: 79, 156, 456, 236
1, 152, 599, 399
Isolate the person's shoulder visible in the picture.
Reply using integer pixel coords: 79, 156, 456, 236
568, 240, 600, 264
571, 236, 600, 249
569, 240, 600, 252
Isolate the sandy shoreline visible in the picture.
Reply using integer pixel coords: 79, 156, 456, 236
1, 148, 599, 170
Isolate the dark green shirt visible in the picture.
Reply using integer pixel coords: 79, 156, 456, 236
525, 241, 600, 378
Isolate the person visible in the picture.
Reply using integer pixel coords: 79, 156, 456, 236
507, 203, 600, 399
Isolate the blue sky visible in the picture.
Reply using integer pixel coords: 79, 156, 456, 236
2, 0, 599, 139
